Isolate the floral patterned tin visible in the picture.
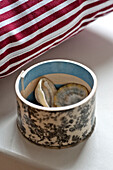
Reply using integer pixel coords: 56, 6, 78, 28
15, 59, 97, 148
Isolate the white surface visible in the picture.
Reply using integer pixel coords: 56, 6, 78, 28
0, 12, 113, 170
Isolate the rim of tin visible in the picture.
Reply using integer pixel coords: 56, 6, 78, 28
15, 59, 97, 111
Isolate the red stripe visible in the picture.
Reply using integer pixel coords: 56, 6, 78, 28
1, 0, 110, 44
0, 0, 107, 50
1, 2, 113, 59
0, 19, 94, 78
93, 7, 113, 19
0, 7, 113, 79
0, 1, 40, 22
1, 1, 113, 78
0, 0, 17, 8
0, 19, 86, 74
0, 1, 84, 60
0, 0, 77, 49
1, 5, 113, 73
0, 0, 67, 35
0, 46, 51, 78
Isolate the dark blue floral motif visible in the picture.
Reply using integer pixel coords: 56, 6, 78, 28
23, 114, 45, 141
69, 119, 74, 123
43, 123, 71, 147
22, 102, 28, 112
73, 104, 91, 130
60, 116, 68, 124
69, 103, 92, 133
17, 96, 96, 148
82, 130, 88, 138
66, 109, 75, 118
69, 127, 76, 132
22, 109, 73, 147
72, 135, 81, 142
17, 101, 26, 135
28, 107, 38, 118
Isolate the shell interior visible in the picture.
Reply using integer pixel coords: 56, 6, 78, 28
54, 83, 89, 107
35, 77, 57, 107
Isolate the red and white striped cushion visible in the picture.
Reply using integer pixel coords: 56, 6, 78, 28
0, 0, 113, 78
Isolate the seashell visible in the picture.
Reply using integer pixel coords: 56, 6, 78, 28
54, 83, 89, 107
35, 77, 57, 107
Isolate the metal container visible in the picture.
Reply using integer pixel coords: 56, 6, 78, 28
15, 59, 97, 148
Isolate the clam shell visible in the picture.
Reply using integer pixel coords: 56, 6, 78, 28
54, 83, 89, 107
35, 77, 57, 107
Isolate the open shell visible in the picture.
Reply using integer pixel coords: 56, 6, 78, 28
54, 83, 89, 107
35, 77, 57, 107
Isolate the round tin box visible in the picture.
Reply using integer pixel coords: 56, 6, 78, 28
15, 59, 97, 148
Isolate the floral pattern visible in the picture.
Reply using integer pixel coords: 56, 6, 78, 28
16, 95, 96, 148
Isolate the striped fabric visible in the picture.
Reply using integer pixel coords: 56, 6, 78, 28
0, 0, 113, 78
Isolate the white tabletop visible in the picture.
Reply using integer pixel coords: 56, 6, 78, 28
0, 12, 113, 170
